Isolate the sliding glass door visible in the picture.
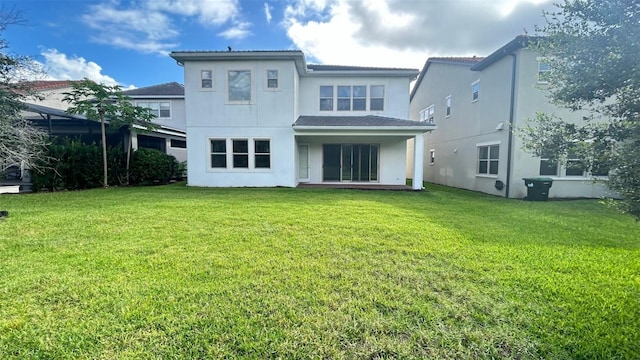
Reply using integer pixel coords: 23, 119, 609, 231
323, 144, 379, 182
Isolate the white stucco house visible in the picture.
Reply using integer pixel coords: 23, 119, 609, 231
169, 50, 434, 189
409, 36, 611, 199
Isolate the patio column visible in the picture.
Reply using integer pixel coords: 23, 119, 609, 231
412, 134, 424, 190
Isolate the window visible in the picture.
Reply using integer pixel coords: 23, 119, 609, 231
201, 70, 213, 88
353, 86, 366, 110
445, 95, 452, 117
478, 144, 499, 175
267, 70, 278, 88
137, 101, 171, 118
228, 70, 251, 102
320, 86, 333, 111
472, 81, 480, 102
170, 139, 186, 149
537, 60, 551, 83
539, 150, 558, 176
429, 149, 435, 164
419, 105, 435, 123
232, 139, 249, 168
337, 86, 351, 111
370, 85, 384, 110
566, 149, 586, 176
210, 139, 227, 168
254, 140, 271, 169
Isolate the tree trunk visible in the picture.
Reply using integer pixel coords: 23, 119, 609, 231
100, 113, 108, 188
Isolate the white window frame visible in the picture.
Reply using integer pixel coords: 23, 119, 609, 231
170, 138, 186, 149
419, 105, 435, 124
429, 149, 435, 165
471, 80, 480, 102
266, 69, 278, 90
477, 142, 499, 176
445, 95, 452, 117
227, 69, 253, 104
319, 85, 334, 111
337, 85, 352, 111
201, 69, 214, 89
537, 57, 551, 84
136, 101, 172, 119
254, 139, 271, 169
210, 138, 227, 169
370, 85, 384, 111
352, 85, 366, 111
232, 138, 249, 168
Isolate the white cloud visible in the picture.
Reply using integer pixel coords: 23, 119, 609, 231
218, 22, 252, 40
283, 0, 554, 69
83, 0, 245, 54
264, 2, 272, 23
39, 49, 120, 86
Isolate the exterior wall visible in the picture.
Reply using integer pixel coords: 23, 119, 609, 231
131, 98, 186, 131
31, 87, 74, 110
411, 48, 611, 199
183, 59, 298, 187
296, 135, 408, 185
298, 76, 412, 119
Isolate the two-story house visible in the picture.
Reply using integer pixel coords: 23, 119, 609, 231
409, 36, 611, 199
170, 50, 434, 189
122, 82, 187, 163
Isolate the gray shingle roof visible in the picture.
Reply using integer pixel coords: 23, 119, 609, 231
308, 64, 418, 72
122, 82, 184, 96
293, 115, 429, 127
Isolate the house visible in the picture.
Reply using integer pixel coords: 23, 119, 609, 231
2, 81, 187, 191
169, 50, 433, 189
409, 36, 611, 199
122, 82, 187, 163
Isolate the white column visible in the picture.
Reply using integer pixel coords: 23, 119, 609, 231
412, 134, 424, 190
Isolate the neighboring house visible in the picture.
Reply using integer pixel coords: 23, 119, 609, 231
169, 50, 433, 189
122, 82, 187, 163
409, 35, 610, 199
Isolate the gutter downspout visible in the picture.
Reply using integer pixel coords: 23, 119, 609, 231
505, 53, 517, 198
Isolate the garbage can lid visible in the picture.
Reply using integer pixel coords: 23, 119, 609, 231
523, 177, 554, 182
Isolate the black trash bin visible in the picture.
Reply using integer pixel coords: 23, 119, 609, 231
523, 177, 553, 201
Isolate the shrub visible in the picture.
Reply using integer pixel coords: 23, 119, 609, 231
129, 148, 181, 186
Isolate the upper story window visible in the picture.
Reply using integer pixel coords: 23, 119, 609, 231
370, 85, 384, 111
353, 86, 366, 110
267, 70, 278, 89
337, 86, 352, 111
228, 70, 251, 102
137, 101, 171, 118
419, 105, 435, 123
445, 95, 452, 117
320, 86, 334, 111
201, 70, 213, 88
478, 144, 499, 175
472, 80, 480, 102
537, 59, 551, 84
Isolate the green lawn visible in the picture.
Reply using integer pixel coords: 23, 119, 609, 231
0, 183, 638, 359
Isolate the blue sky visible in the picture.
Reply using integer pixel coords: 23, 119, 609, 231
4, 0, 554, 89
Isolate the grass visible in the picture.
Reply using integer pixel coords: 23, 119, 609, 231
0, 183, 638, 359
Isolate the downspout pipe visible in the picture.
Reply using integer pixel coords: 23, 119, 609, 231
505, 53, 517, 198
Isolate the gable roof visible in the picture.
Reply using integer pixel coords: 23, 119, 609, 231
410, 57, 484, 101
122, 82, 184, 97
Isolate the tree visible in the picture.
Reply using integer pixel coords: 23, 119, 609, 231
0, 7, 48, 179
520, 0, 640, 219
63, 79, 155, 188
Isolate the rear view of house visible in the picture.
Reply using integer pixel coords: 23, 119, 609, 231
170, 50, 434, 189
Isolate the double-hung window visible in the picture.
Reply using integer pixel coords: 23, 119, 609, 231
478, 144, 499, 175
232, 139, 249, 168
201, 70, 213, 88
267, 70, 278, 89
320, 86, 334, 111
419, 105, 435, 123
352, 86, 366, 110
210, 139, 227, 168
472, 80, 480, 102
537, 59, 551, 84
539, 150, 558, 176
254, 140, 271, 169
337, 86, 351, 111
445, 95, 452, 117
370, 85, 384, 110
429, 149, 435, 164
